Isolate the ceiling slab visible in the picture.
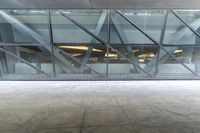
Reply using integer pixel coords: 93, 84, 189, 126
0, 0, 200, 9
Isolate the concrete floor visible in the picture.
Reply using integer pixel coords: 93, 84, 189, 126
0, 81, 200, 133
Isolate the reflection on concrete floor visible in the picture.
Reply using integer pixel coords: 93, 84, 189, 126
0, 81, 200, 133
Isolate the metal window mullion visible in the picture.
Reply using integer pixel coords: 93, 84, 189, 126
57, 10, 153, 77
106, 9, 111, 78
0, 34, 2, 78
48, 10, 56, 78
0, 60, 2, 78
155, 10, 168, 77
116, 9, 199, 77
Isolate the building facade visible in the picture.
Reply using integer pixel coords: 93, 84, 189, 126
1, 1, 200, 80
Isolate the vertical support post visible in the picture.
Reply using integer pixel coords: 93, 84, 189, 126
15, 46, 21, 63
0, 34, 2, 78
48, 10, 56, 77
194, 28, 200, 73
106, 10, 111, 78
155, 10, 168, 77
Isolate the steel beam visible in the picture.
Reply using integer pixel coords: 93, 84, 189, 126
0, 60, 3, 77
59, 49, 103, 76
155, 10, 168, 76
81, 10, 107, 70
81, 47, 93, 70
53, 43, 200, 47
48, 10, 56, 77
116, 9, 199, 77
106, 10, 111, 77
0, 34, 2, 77
0, 43, 41, 46
111, 15, 140, 73
57, 10, 153, 77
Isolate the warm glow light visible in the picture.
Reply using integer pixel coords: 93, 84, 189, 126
133, 49, 140, 53
72, 53, 82, 57
138, 53, 155, 58
58, 46, 103, 52
174, 49, 183, 54
105, 53, 118, 58
139, 59, 145, 63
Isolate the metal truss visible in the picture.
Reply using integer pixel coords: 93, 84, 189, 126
0, 9, 200, 80
111, 15, 141, 73
0, 47, 50, 76
57, 10, 153, 77
115, 9, 200, 77
80, 10, 107, 71
0, 10, 102, 77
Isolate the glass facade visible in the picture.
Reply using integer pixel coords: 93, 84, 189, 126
0, 9, 200, 80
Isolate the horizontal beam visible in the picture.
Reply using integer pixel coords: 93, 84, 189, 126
1, 43, 200, 47
1, 0, 200, 9
0, 43, 41, 46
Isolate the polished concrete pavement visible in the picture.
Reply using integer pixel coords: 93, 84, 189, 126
0, 81, 200, 133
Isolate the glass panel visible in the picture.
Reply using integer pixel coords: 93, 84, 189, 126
0, 9, 199, 80
0, 45, 53, 79
108, 45, 159, 78
120, 9, 166, 43
164, 11, 199, 46
157, 47, 196, 77
174, 10, 200, 46
54, 44, 107, 79
0, 10, 49, 44
110, 10, 154, 45
51, 10, 106, 44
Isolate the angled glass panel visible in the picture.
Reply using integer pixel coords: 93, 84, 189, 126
110, 10, 155, 45
107, 45, 158, 78
0, 45, 53, 79
174, 10, 200, 46
0, 10, 49, 44
157, 47, 197, 78
51, 10, 104, 44
174, 9, 200, 28
0, 9, 54, 79
53, 44, 106, 79
119, 9, 166, 43
164, 11, 200, 46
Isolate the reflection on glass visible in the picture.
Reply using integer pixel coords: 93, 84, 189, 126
54, 44, 107, 76
120, 10, 165, 43
110, 10, 154, 44
0, 45, 53, 77
0, 10, 49, 44
157, 47, 198, 76
51, 10, 108, 44
0, 9, 200, 80
163, 11, 200, 46
108, 46, 158, 77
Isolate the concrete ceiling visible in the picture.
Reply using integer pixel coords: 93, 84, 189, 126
1, 0, 200, 9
